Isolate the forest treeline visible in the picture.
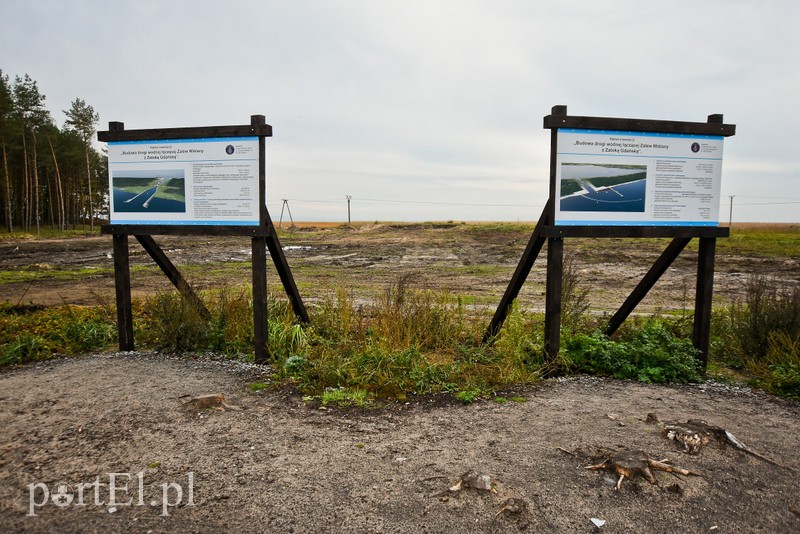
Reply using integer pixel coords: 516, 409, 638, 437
0, 69, 107, 234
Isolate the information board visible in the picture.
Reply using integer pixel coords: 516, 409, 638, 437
555, 129, 724, 226
107, 137, 260, 225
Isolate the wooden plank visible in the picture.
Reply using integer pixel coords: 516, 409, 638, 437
251, 236, 269, 364
544, 237, 564, 360
542, 226, 729, 239
98, 122, 272, 142
543, 113, 735, 137
265, 211, 310, 323
693, 237, 717, 368
483, 200, 551, 341
605, 237, 691, 336
112, 234, 134, 351
255, 114, 268, 229
134, 235, 211, 320
101, 224, 269, 237
548, 107, 566, 204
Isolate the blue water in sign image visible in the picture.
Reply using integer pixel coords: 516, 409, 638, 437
560, 179, 646, 213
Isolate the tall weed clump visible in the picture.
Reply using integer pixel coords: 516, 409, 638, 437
138, 291, 209, 352
138, 286, 308, 357
207, 285, 256, 355
0, 304, 116, 366
372, 274, 467, 351
724, 275, 800, 398
297, 275, 538, 400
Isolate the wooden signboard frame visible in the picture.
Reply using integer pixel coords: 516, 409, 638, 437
485, 106, 736, 368
99, 115, 307, 363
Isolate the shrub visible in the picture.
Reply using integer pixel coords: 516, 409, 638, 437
728, 275, 800, 361
563, 321, 702, 383
722, 276, 800, 398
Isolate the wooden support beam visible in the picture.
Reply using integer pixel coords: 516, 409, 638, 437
134, 235, 211, 320
112, 234, 134, 351
542, 226, 729, 239
693, 237, 717, 368
251, 236, 269, 364
544, 237, 564, 360
605, 237, 691, 337
265, 211, 309, 323
483, 199, 551, 341
102, 224, 269, 237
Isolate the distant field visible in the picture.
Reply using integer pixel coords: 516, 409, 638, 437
1, 221, 797, 312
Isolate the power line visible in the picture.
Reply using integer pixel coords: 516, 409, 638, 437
730, 195, 800, 201
351, 197, 537, 208
269, 197, 539, 209
737, 201, 800, 206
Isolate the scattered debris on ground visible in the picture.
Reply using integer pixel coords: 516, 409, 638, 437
646, 413, 787, 467
560, 447, 701, 491
433, 471, 533, 528
179, 392, 238, 412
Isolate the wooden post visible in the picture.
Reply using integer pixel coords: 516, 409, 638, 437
544, 237, 563, 360
112, 234, 134, 351
252, 235, 269, 363
543, 105, 566, 360
693, 237, 717, 368
252, 115, 270, 363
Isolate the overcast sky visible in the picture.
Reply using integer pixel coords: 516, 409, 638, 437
2, 0, 798, 222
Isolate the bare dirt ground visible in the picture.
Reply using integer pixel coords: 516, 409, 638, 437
1, 352, 798, 533
1, 224, 799, 532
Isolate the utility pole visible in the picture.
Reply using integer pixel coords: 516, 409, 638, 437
346, 195, 352, 227
279, 199, 294, 229
728, 195, 735, 228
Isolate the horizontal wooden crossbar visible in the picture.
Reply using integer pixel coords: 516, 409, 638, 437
543, 113, 735, 137
541, 226, 730, 239
98, 122, 272, 142
101, 224, 272, 237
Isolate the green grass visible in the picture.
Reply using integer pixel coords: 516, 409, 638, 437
0, 228, 101, 240
712, 225, 800, 258
320, 387, 371, 408
3, 225, 800, 402
0, 266, 112, 285
0, 303, 116, 365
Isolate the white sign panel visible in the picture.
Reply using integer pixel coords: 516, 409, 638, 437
555, 129, 724, 226
108, 137, 260, 225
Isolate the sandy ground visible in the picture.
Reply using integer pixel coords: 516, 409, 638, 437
2, 226, 799, 532
1, 352, 798, 533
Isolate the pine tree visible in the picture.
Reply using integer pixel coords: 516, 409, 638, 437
13, 74, 50, 233
64, 98, 99, 233
0, 70, 13, 232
